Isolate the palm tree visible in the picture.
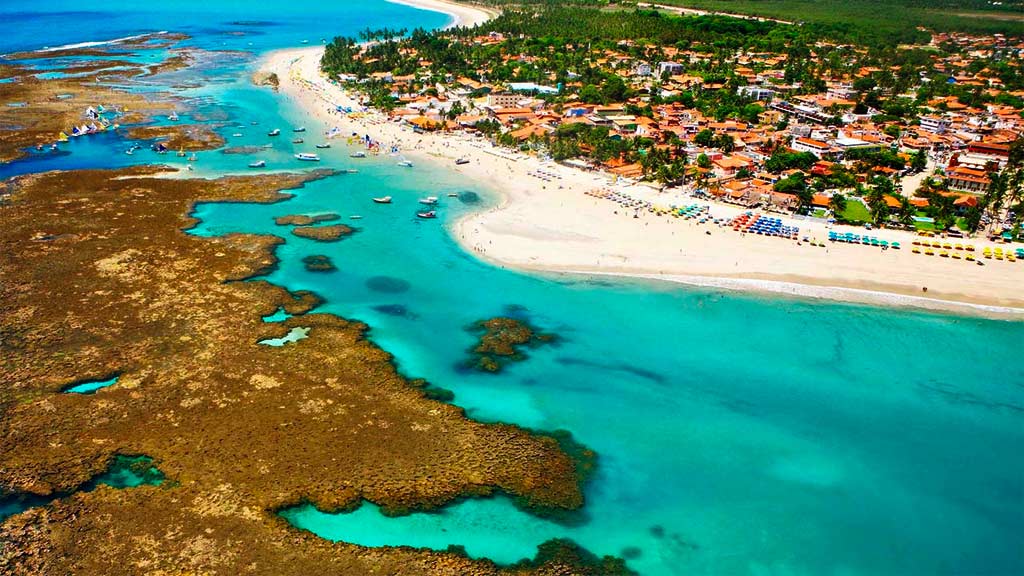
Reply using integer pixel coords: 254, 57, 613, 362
829, 192, 848, 217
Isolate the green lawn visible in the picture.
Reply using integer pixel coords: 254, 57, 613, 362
840, 201, 871, 223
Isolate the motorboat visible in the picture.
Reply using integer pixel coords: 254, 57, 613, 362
350, 215, 362, 220
294, 153, 320, 162
315, 143, 331, 149
397, 159, 413, 168
168, 112, 179, 121
268, 128, 281, 136
248, 160, 266, 168
372, 196, 392, 204
419, 196, 438, 205
232, 133, 243, 137
447, 192, 458, 197
350, 151, 366, 158
293, 126, 306, 133
416, 210, 437, 219
292, 138, 304, 144
455, 158, 469, 165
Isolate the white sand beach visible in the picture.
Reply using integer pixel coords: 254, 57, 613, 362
387, 0, 498, 28
263, 43, 1024, 318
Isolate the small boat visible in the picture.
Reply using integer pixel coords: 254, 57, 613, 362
292, 138, 304, 144
125, 149, 134, 156
419, 196, 438, 205
188, 153, 198, 162
177, 147, 186, 157
398, 159, 413, 168
50, 143, 58, 151
35, 144, 43, 151
350, 151, 366, 158
232, 133, 243, 137
447, 192, 458, 197
186, 164, 194, 171
295, 153, 320, 162
251, 121, 259, 125
372, 196, 392, 204
455, 158, 470, 165
168, 112, 179, 121
350, 215, 362, 220
268, 128, 281, 136
249, 160, 266, 168
293, 126, 306, 133
315, 143, 331, 149
416, 210, 437, 219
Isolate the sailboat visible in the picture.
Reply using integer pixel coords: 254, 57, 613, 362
168, 112, 179, 121
188, 153, 198, 162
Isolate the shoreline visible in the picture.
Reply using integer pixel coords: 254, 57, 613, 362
386, 0, 498, 29
261, 46, 1024, 320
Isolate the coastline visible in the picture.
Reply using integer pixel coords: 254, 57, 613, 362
261, 45, 1024, 320
386, 0, 498, 29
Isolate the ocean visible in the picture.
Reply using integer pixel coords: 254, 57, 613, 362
3, 2, 1023, 575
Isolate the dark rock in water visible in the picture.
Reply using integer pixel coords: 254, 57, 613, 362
221, 145, 268, 155
372, 304, 418, 319
463, 316, 556, 374
512, 538, 635, 575
291, 224, 353, 242
366, 276, 411, 294
650, 525, 665, 538
301, 255, 335, 272
620, 546, 642, 560
458, 191, 480, 204
275, 213, 340, 226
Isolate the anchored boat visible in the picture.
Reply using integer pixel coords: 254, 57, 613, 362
248, 160, 266, 168
416, 210, 437, 219
268, 128, 281, 136
294, 153, 320, 162
372, 196, 392, 204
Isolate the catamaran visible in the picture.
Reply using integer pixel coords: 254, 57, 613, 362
295, 153, 320, 162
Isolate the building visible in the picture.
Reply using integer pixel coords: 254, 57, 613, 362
487, 92, 522, 108
920, 115, 951, 134
658, 61, 685, 76
945, 166, 991, 193
791, 137, 841, 159
738, 85, 775, 101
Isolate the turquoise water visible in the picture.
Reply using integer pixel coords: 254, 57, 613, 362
63, 375, 119, 394
3, 3, 1024, 575
0, 455, 163, 522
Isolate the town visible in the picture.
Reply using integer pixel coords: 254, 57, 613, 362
321, 7, 1023, 242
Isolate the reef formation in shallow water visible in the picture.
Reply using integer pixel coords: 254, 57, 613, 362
0, 167, 599, 574
465, 317, 557, 373
302, 254, 337, 272
275, 213, 341, 226
291, 223, 353, 242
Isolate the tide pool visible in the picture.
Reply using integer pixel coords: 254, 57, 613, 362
63, 375, 119, 394
3, 2, 1023, 575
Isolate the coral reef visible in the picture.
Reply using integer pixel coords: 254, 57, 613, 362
291, 224, 353, 242
0, 167, 597, 574
302, 254, 337, 272
465, 317, 557, 373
